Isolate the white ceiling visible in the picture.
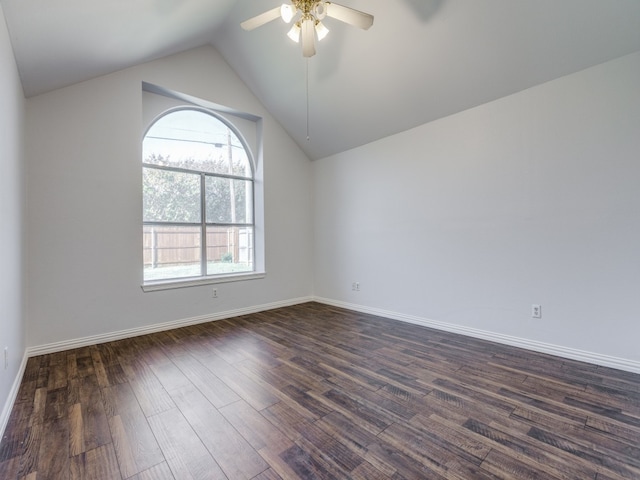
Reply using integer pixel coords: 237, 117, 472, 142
3, 0, 640, 159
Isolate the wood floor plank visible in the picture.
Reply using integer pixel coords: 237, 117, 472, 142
72, 347, 96, 378
270, 361, 327, 391
13, 422, 42, 478
86, 350, 108, 390
30, 387, 47, 428
261, 400, 315, 442
257, 445, 306, 480
103, 383, 164, 478
296, 421, 364, 475
130, 336, 173, 367
35, 366, 49, 390
523, 410, 640, 469
0, 408, 30, 462
462, 417, 602, 480
202, 331, 257, 365
14, 380, 37, 406
379, 421, 494, 480
480, 448, 563, 480
585, 415, 640, 447
365, 440, 450, 480
0, 455, 20, 479
172, 354, 241, 408
1, 302, 638, 480
95, 342, 122, 367
315, 410, 378, 456
278, 443, 341, 480
126, 461, 175, 480
147, 407, 227, 480
527, 426, 640, 479
564, 395, 640, 427
104, 363, 128, 387
315, 388, 392, 435
350, 459, 393, 480
199, 354, 280, 411
279, 384, 334, 419
70, 443, 121, 480
148, 359, 193, 396
43, 387, 67, 423
119, 358, 175, 417
37, 416, 70, 480
46, 356, 67, 391
169, 384, 268, 479
218, 399, 292, 455
68, 374, 111, 457
583, 385, 640, 417
233, 358, 293, 391
411, 414, 492, 462
251, 467, 283, 480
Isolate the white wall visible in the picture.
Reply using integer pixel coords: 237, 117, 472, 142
17, 36, 640, 371
25, 45, 314, 347
0, 3, 26, 431
314, 52, 640, 367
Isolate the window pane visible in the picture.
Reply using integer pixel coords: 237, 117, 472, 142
143, 225, 202, 281
206, 226, 254, 275
143, 167, 201, 223
143, 110, 251, 177
205, 177, 253, 224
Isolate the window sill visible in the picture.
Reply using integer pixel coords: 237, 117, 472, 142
141, 271, 266, 292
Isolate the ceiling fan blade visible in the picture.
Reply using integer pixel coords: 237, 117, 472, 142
241, 6, 282, 31
326, 2, 374, 30
301, 19, 316, 57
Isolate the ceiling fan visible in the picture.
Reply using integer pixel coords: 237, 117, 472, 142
241, 1, 374, 57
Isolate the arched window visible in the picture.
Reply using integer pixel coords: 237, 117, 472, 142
142, 108, 254, 283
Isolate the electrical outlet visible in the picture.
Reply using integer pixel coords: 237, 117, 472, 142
532, 304, 542, 318
212, 288, 218, 298
355, 282, 360, 291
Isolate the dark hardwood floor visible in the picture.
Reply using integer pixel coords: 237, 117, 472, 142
1, 302, 639, 479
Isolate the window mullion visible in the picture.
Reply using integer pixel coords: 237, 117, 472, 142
144, 162, 251, 181
200, 173, 207, 277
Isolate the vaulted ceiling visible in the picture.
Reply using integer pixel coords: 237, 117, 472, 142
3, 0, 640, 159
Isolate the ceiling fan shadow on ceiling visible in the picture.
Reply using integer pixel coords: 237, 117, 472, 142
241, 1, 374, 57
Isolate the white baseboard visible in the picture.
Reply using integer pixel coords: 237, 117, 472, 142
0, 351, 29, 442
313, 297, 640, 375
5, 293, 637, 440
26, 296, 314, 357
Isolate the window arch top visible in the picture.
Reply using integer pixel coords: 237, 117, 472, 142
143, 108, 252, 178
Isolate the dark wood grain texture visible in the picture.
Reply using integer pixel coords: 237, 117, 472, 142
1, 302, 639, 479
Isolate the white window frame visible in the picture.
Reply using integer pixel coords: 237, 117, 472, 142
141, 83, 265, 292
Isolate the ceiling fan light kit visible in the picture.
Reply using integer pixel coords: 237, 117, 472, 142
241, 1, 374, 57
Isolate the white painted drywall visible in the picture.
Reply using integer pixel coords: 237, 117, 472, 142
0, 3, 26, 431
25, 45, 314, 347
314, 52, 640, 363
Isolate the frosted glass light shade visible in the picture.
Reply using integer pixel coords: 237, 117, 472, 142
315, 21, 329, 41
280, 4, 296, 23
287, 23, 301, 42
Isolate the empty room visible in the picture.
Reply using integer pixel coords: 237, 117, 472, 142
1, 0, 639, 478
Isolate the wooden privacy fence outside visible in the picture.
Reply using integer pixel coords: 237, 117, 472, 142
143, 226, 251, 267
